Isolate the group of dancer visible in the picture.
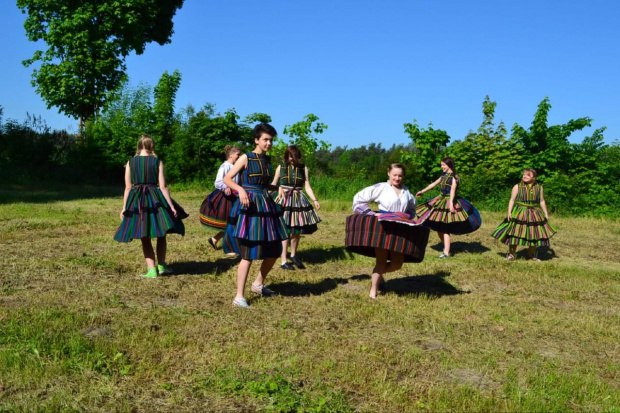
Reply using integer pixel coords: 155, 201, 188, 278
114, 124, 557, 306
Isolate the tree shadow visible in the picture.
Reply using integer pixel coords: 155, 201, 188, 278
294, 246, 353, 265
386, 270, 465, 298
0, 184, 122, 204
429, 241, 491, 255
165, 257, 238, 276
271, 277, 350, 297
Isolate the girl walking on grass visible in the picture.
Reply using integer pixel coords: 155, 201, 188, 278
345, 163, 430, 299
199, 145, 241, 251
271, 145, 321, 270
114, 135, 188, 278
416, 157, 481, 258
491, 168, 557, 261
222, 124, 288, 308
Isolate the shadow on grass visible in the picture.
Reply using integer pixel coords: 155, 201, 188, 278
294, 246, 353, 264
495, 246, 558, 261
169, 258, 238, 276
429, 241, 491, 255
272, 277, 350, 297
0, 184, 122, 204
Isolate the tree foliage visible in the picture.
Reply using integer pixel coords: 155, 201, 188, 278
401, 121, 451, 184
17, 0, 184, 128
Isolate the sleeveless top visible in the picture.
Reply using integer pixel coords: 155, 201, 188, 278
240, 152, 273, 188
516, 183, 541, 206
279, 163, 305, 187
439, 172, 458, 196
130, 156, 159, 185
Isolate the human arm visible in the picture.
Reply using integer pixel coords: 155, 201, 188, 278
120, 162, 132, 220
539, 186, 550, 220
271, 165, 284, 201
158, 161, 177, 217
352, 183, 385, 215
405, 190, 417, 218
214, 162, 232, 194
507, 184, 519, 220
304, 166, 320, 210
224, 154, 249, 206
415, 177, 442, 197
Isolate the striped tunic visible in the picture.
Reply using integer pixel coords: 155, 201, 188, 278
275, 163, 321, 235
199, 161, 239, 230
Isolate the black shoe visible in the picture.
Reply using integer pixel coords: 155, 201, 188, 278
280, 262, 295, 270
290, 256, 305, 269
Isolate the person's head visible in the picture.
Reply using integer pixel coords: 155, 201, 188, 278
387, 163, 405, 187
224, 145, 241, 163
284, 145, 302, 165
136, 134, 156, 156
253, 123, 277, 153
440, 157, 455, 174
522, 168, 537, 184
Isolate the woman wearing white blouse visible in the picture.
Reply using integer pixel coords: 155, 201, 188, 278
345, 163, 430, 299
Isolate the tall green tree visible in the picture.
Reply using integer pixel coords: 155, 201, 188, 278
402, 121, 450, 184
275, 114, 330, 168
18, 0, 184, 129
153, 70, 182, 149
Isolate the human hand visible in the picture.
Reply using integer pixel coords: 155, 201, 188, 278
314, 200, 321, 210
119, 209, 125, 220
415, 191, 423, 198
224, 187, 232, 196
171, 206, 178, 218
239, 189, 249, 207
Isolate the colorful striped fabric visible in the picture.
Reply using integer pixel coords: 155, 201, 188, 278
491, 183, 557, 246
275, 188, 321, 235
114, 156, 187, 242
222, 152, 288, 260
345, 213, 430, 263
378, 211, 426, 226
199, 189, 237, 230
416, 173, 481, 235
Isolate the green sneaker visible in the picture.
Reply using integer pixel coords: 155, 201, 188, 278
157, 264, 173, 275
140, 267, 158, 279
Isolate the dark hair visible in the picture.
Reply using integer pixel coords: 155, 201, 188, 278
253, 123, 277, 140
523, 168, 537, 181
284, 145, 302, 165
441, 157, 456, 175
388, 162, 406, 176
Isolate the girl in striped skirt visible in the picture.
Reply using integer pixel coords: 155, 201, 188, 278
345, 163, 430, 299
416, 158, 481, 258
199, 145, 241, 251
271, 145, 321, 270
491, 168, 556, 261
222, 123, 289, 308
114, 135, 188, 278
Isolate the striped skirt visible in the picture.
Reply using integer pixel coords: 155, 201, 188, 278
199, 189, 237, 230
491, 204, 557, 247
114, 185, 187, 242
345, 213, 430, 263
275, 188, 321, 235
222, 186, 288, 260
416, 195, 481, 235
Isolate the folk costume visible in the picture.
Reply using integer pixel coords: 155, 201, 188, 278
114, 156, 188, 242
222, 152, 288, 259
274, 163, 321, 235
345, 182, 430, 263
416, 172, 481, 234
199, 161, 239, 230
491, 183, 557, 246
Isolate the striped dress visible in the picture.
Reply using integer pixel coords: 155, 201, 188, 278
416, 172, 481, 235
275, 163, 321, 235
114, 156, 187, 242
199, 161, 239, 230
491, 183, 557, 246
222, 152, 288, 259
345, 182, 430, 263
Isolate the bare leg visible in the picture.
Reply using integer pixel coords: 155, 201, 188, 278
290, 234, 301, 257
254, 257, 277, 287
443, 233, 452, 255
509, 245, 517, 255
236, 259, 253, 299
527, 246, 537, 259
141, 238, 156, 268
281, 238, 289, 264
213, 231, 224, 243
156, 236, 167, 265
370, 249, 389, 299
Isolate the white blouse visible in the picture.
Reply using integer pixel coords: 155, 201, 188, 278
352, 182, 416, 215
214, 161, 239, 190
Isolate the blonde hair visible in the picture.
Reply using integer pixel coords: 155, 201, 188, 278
136, 134, 157, 156
224, 145, 241, 158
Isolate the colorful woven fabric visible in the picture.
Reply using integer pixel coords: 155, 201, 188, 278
275, 164, 321, 236
378, 211, 426, 226
223, 152, 288, 259
416, 173, 481, 234
199, 189, 237, 230
491, 183, 557, 246
345, 213, 430, 263
114, 156, 187, 242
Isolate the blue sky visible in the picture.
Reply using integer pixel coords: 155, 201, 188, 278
1, 0, 618, 148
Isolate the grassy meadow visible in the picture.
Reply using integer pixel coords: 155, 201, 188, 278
0, 184, 619, 412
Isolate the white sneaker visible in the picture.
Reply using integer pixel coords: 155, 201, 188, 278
232, 297, 250, 308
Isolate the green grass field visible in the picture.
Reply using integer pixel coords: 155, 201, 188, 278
1, 186, 619, 412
